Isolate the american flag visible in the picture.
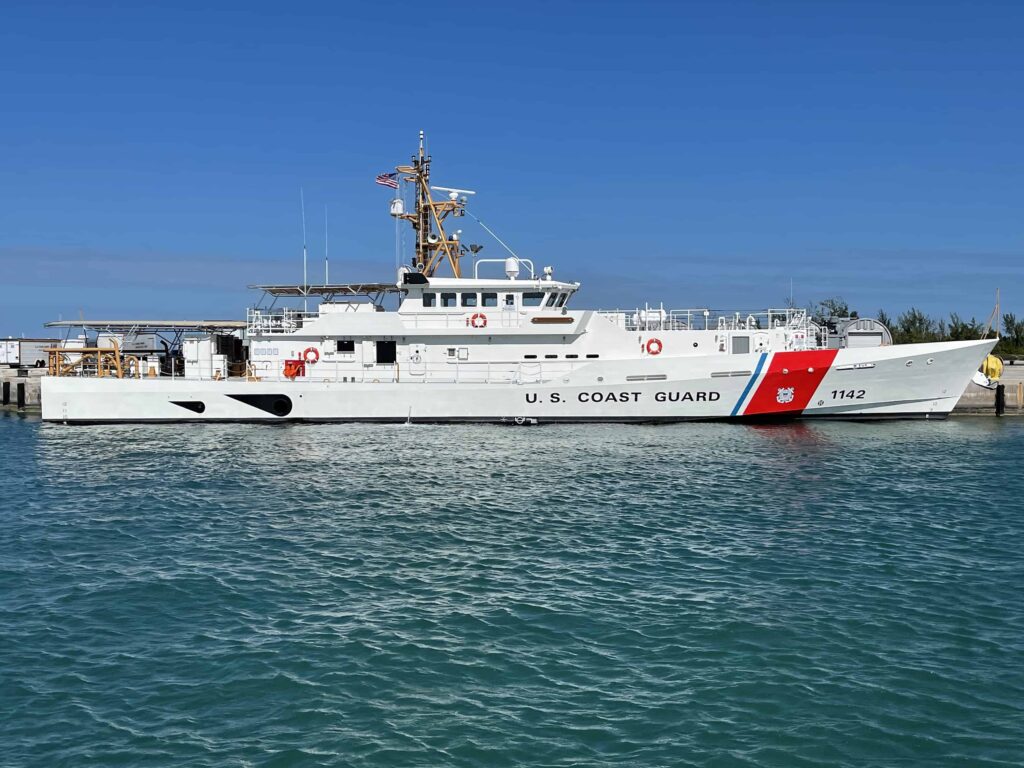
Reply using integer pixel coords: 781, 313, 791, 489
375, 172, 399, 189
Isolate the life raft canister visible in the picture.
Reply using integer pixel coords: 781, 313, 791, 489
302, 347, 320, 364
646, 338, 663, 356
469, 313, 488, 329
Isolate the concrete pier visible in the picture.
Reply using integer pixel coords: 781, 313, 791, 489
954, 362, 1024, 415
0, 368, 44, 412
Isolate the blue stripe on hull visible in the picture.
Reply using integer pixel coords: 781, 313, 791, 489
730, 352, 768, 417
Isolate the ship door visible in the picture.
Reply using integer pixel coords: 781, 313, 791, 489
375, 340, 397, 365
408, 344, 426, 376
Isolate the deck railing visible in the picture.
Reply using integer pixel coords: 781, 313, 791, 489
247, 308, 319, 335
596, 306, 818, 332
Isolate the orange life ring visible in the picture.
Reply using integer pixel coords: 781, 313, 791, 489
646, 338, 663, 356
469, 313, 488, 329
302, 347, 320, 364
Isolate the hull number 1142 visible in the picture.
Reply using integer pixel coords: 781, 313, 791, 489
832, 389, 866, 400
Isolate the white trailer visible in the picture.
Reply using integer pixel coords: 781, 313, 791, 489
1, 338, 60, 368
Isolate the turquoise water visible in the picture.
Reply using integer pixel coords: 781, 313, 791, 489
2, 414, 1022, 767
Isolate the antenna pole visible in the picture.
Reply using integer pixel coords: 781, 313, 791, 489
300, 187, 308, 312
324, 205, 329, 285
417, 129, 428, 270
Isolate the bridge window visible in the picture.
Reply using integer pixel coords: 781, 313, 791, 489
556, 293, 569, 307
461, 293, 478, 307
441, 293, 457, 308
422, 293, 436, 307
545, 293, 558, 307
482, 292, 498, 307
523, 292, 544, 307
337, 339, 355, 353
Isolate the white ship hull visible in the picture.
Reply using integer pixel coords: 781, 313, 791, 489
41, 339, 994, 424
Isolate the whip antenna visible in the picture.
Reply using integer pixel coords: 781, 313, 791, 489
467, 211, 523, 261
300, 187, 308, 312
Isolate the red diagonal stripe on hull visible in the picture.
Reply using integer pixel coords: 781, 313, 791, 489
743, 349, 839, 415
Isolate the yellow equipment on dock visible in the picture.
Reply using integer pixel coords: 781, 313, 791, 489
981, 354, 1003, 382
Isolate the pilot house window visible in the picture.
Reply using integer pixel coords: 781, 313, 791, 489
461, 293, 478, 307
482, 292, 498, 307
523, 292, 544, 307
441, 293, 457, 307
337, 339, 355, 353
422, 293, 436, 307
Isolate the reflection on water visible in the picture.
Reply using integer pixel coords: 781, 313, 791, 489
4, 414, 1023, 767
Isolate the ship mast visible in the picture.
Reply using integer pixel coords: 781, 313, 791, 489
394, 131, 469, 278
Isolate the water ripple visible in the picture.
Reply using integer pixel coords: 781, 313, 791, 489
2, 414, 1023, 766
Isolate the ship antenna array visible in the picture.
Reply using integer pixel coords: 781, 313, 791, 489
391, 131, 473, 278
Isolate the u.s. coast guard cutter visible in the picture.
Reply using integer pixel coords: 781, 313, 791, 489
41, 136, 995, 423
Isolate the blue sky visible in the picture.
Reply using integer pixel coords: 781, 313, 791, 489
1, 0, 1021, 336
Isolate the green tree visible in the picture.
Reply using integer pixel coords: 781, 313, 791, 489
894, 307, 941, 344
810, 296, 855, 326
1004, 313, 1024, 347
947, 313, 983, 341
996, 313, 1024, 355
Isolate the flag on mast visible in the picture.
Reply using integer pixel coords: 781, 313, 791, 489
375, 172, 399, 189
